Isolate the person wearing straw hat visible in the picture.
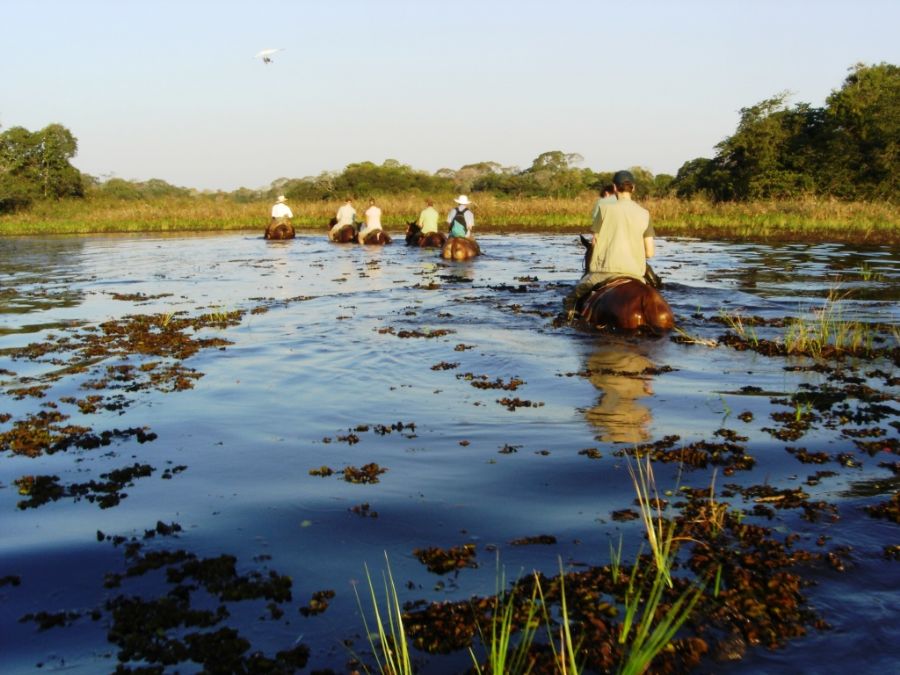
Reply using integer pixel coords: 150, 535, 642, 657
265, 195, 295, 239
446, 195, 475, 239
270, 195, 293, 222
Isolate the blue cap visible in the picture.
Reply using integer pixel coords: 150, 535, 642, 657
613, 170, 635, 186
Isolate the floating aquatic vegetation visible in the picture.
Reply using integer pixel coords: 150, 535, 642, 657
413, 544, 478, 575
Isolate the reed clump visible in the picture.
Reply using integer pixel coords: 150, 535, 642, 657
2, 193, 896, 244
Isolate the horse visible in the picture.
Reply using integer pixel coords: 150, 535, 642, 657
574, 235, 674, 333
405, 222, 447, 248
264, 221, 295, 240
327, 217, 358, 243
441, 237, 481, 261
360, 229, 392, 245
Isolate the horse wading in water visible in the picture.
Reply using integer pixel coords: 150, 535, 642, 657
266, 195, 295, 240
441, 237, 481, 261
327, 218, 358, 243
265, 222, 295, 240
360, 229, 392, 245
405, 222, 447, 248
575, 235, 674, 333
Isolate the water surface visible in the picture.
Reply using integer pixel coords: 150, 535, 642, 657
0, 233, 897, 673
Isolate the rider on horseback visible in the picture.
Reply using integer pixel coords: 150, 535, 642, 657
564, 170, 657, 312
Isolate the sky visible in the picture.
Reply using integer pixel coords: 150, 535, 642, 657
3, 0, 898, 192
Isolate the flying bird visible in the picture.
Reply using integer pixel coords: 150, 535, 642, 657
255, 48, 284, 64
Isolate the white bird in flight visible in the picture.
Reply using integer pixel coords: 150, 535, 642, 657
255, 48, 284, 64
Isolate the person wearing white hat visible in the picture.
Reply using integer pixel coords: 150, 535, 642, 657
270, 195, 293, 221
265, 195, 294, 239
447, 195, 475, 239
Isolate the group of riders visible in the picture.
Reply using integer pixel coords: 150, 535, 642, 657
266, 195, 476, 245
265, 169, 658, 319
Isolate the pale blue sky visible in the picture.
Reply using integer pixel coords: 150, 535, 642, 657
3, 0, 898, 191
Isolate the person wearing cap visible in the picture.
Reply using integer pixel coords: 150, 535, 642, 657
565, 170, 656, 309
330, 197, 357, 241
357, 198, 383, 243
417, 199, 440, 234
590, 183, 617, 223
447, 195, 475, 239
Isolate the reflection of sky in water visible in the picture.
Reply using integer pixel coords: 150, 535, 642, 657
0, 233, 898, 672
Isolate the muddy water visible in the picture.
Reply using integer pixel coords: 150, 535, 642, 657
0, 232, 897, 673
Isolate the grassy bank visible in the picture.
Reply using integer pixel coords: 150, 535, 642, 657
1, 194, 897, 244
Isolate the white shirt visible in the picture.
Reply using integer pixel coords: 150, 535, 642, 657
271, 203, 293, 218
363, 205, 383, 230
335, 203, 356, 226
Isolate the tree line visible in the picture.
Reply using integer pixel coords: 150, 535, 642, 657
1, 62, 896, 214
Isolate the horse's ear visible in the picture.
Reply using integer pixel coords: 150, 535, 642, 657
579, 234, 592, 248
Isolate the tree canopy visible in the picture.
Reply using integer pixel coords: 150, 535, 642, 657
3, 62, 894, 213
0, 123, 85, 212
672, 62, 899, 202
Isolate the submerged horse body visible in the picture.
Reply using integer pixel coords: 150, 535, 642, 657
265, 222, 295, 240
441, 237, 481, 261
327, 218, 358, 243
405, 222, 447, 249
360, 229, 392, 245
574, 235, 674, 333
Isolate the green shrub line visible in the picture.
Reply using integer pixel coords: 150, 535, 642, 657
1, 194, 897, 245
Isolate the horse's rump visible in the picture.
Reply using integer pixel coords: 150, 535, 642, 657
265, 223, 295, 240
579, 277, 674, 333
362, 229, 392, 245
331, 224, 358, 243
406, 223, 447, 248
441, 237, 481, 261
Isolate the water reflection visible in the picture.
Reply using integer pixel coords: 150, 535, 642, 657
0, 237, 88, 319
583, 342, 655, 443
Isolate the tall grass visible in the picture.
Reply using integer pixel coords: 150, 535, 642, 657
2, 192, 896, 243
469, 565, 541, 675
619, 455, 704, 675
784, 288, 875, 357
353, 553, 413, 675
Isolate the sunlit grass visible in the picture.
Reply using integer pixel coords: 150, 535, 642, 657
718, 310, 759, 348
469, 559, 541, 675
353, 553, 413, 675
619, 455, 705, 675
2, 193, 896, 244
783, 289, 875, 358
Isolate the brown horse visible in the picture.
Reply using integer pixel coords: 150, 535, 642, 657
360, 229, 392, 245
405, 222, 447, 248
264, 222, 295, 240
575, 235, 674, 333
441, 237, 481, 261
327, 218, 358, 243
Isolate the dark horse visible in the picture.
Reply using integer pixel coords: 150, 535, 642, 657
575, 235, 674, 333
405, 222, 447, 248
327, 217, 357, 243
264, 221, 295, 240
360, 229, 392, 245
441, 236, 481, 261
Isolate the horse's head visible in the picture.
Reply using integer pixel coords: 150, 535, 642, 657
579, 235, 593, 274
405, 221, 422, 246
328, 217, 338, 228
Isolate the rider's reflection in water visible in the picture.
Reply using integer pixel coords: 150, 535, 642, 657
584, 343, 655, 444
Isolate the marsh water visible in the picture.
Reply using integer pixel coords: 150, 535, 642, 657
0, 232, 898, 673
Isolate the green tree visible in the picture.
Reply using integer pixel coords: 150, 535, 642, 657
823, 62, 899, 200
712, 92, 818, 200
0, 123, 84, 211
